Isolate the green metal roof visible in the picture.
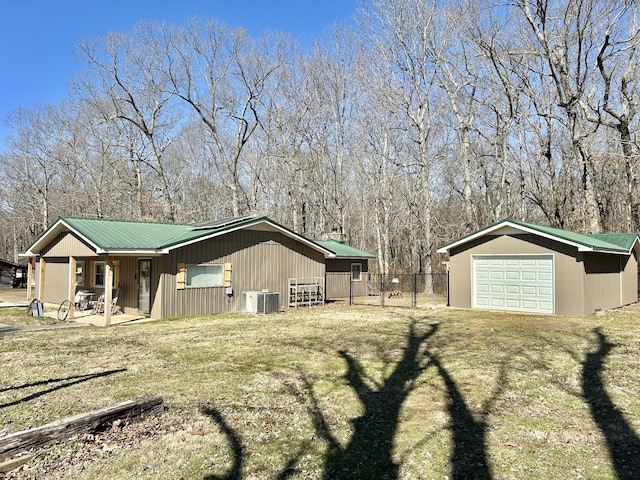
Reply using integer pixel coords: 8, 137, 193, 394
437, 219, 639, 255
24, 215, 338, 257
38, 215, 285, 251
589, 233, 639, 251
315, 239, 375, 258
62, 217, 193, 249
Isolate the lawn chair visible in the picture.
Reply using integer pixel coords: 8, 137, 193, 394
92, 288, 120, 315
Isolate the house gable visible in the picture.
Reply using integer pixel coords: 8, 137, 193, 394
159, 228, 326, 317
438, 219, 636, 255
42, 232, 99, 258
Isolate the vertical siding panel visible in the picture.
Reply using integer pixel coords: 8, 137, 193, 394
449, 234, 589, 315
40, 259, 70, 304
158, 229, 325, 318
583, 254, 628, 313
621, 252, 638, 305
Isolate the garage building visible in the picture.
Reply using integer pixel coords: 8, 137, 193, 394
437, 220, 640, 316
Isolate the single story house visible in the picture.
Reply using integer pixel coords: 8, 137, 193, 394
437, 219, 640, 316
22, 215, 375, 323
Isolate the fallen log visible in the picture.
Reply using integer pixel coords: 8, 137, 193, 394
0, 454, 34, 473
0, 395, 164, 463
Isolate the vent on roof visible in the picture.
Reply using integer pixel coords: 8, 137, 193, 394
191, 215, 255, 231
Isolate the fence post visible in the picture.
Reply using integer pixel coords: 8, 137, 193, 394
349, 272, 353, 306
412, 274, 417, 307
447, 270, 450, 306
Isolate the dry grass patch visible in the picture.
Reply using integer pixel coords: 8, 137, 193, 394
0, 301, 639, 479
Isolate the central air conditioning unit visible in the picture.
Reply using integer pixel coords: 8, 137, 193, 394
241, 291, 280, 314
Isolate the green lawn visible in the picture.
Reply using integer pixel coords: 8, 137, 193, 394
1, 303, 639, 479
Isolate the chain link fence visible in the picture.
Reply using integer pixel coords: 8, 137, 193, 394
326, 272, 449, 308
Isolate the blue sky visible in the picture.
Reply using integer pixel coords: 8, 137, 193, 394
0, 0, 359, 145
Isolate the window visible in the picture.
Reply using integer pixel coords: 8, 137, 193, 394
75, 261, 83, 286
94, 262, 106, 287
93, 261, 118, 287
186, 264, 224, 287
351, 263, 362, 282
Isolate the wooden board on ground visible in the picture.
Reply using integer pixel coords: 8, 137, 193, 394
0, 395, 164, 464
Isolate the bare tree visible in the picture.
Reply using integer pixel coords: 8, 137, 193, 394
76, 25, 183, 221
161, 19, 280, 217
514, 0, 611, 232
361, 0, 445, 290
589, 3, 640, 231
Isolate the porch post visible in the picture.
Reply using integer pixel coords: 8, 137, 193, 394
68, 256, 76, 319
104, 256, 113, 327
38, 257, 46, 302
26, 257, 33, 300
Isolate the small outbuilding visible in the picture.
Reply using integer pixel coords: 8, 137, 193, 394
316, 239, 376, 298
0, 258, 26, 287
437, 219, 640, 316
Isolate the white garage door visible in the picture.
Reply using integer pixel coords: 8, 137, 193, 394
473, 255, 554, 314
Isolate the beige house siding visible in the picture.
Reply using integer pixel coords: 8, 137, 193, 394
158, 229, 325, 318
37, 258, 70, 304
326, 272, 350, 298
41, 232, 98, 258
583, 254, 623, 313
582, 252, 638, 312
449, 234, 587, 316
325, 259, 369, 298
621, 252, 639, 305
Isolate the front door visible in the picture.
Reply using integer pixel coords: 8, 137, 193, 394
138, 259, 151, 315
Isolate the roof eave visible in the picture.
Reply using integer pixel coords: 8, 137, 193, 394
24, 218, 102, 256
437, 220, 600, 254
163, 217, 335, 257
100, 249, 166, 256
590, 247, 631, 255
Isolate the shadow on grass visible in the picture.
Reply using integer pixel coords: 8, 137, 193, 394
202, 405, 243, 480
200, 318, 504, 479
302, 321, 438, 479
582, 327, 640, 479
201, 403, 312, 480
423, 347, 501, 479
0, 368, 127, 409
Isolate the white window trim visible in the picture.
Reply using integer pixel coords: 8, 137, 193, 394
94, 261, 106, 287
186, 263, 225, 288
93, 261, 117, 288
75, 260, 83, 286
351, 263, 363, 282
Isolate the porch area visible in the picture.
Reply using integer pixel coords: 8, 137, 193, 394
41, 307, 149, 327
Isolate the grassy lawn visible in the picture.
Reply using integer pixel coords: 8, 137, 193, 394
1, 300, 639, 479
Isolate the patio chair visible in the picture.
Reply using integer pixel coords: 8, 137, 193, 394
92, 295, 121, 315
91, 288, 120, 315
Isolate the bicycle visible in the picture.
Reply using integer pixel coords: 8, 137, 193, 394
57, 300, 71, 321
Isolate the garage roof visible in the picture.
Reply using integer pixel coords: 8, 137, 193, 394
437, 219, 639, 255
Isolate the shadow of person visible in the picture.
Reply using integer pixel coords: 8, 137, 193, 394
582, 327, 640, 479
